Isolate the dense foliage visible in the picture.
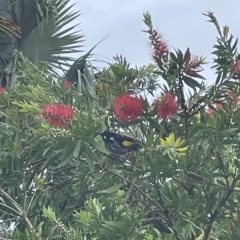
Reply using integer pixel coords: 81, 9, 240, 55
1, 5, 240, 240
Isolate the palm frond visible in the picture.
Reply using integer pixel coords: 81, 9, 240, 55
0, 16, 20, 38
9, 0, 83, 70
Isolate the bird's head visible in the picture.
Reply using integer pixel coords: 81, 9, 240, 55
95, 130, 118, 141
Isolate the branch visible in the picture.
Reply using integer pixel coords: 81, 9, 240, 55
178, 73, 189, 140
79, 156, 180, 239
152, 175, 164, 204
106, 168, 165, 212
203, 11, 226, 45
0, 189, 24, 215
215, 150, 230, 187
152, 175, 180, 240
123, 177, 136, 207
0, 188, 34, 232
203, 175, 240, 240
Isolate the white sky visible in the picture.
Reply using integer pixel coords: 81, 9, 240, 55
72, 1, 240, 84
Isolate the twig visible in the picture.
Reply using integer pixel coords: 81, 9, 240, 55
111, 198, 115, 221
0, 189, 23, 214
127, 127, 138, 139
106, 168, 165, 212
26, 190, 36, 214
152, 174, 164, 205
0, 188, 34, 232
0, 203, 20, 216
123, 177, 136, 207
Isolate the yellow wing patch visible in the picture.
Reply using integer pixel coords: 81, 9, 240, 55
122, 140, 135, 147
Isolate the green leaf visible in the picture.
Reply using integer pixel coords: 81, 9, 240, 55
86, 148, 95, 173
231, 38, 238, 51
73, 140, 81, 158
11, 0, 84, 75
146, 129, 155, 146
194, 73, 206, 80
176, 49, 184, 65
62, 140, 75, 160
41, 152, 62, 170
43, 206, 57, 221
142, 157, 148, 171
58, 152, 73, 168
221, 128, 238, 133
85, 122, 102, 136
215, 71, 222, 85
183, 76, 203, 89
147, 117, 161, 130
88, 139, 109, 154
97, 183, 124, 194
104, 114, 110, 129
170, 52, 178, 63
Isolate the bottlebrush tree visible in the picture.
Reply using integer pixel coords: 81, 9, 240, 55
1, 11, 240, 240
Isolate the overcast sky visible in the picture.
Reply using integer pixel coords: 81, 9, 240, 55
73, 1, 240, 84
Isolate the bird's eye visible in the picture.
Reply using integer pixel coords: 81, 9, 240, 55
109, 137, 114, 141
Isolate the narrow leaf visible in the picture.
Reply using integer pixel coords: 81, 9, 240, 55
97, 183, 124, 194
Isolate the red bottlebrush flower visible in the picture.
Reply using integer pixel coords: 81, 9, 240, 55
224, 90, 239, 109
113, 94, 144, 122
184, 69, 197, 77
183, 54, 203, 77
156, 93, 179, 119
0, 87, 6, 93
47, 117, 68, 128
214, 103, 223, 110
148, 29, 169, 61
205, 108, 213, 116
237, 97, 240, 106
42, 104, 74, 120
63, 80, 72, 88
42, 104, 74, 128
205, 103, 223, 117
232, 60, 240, 78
